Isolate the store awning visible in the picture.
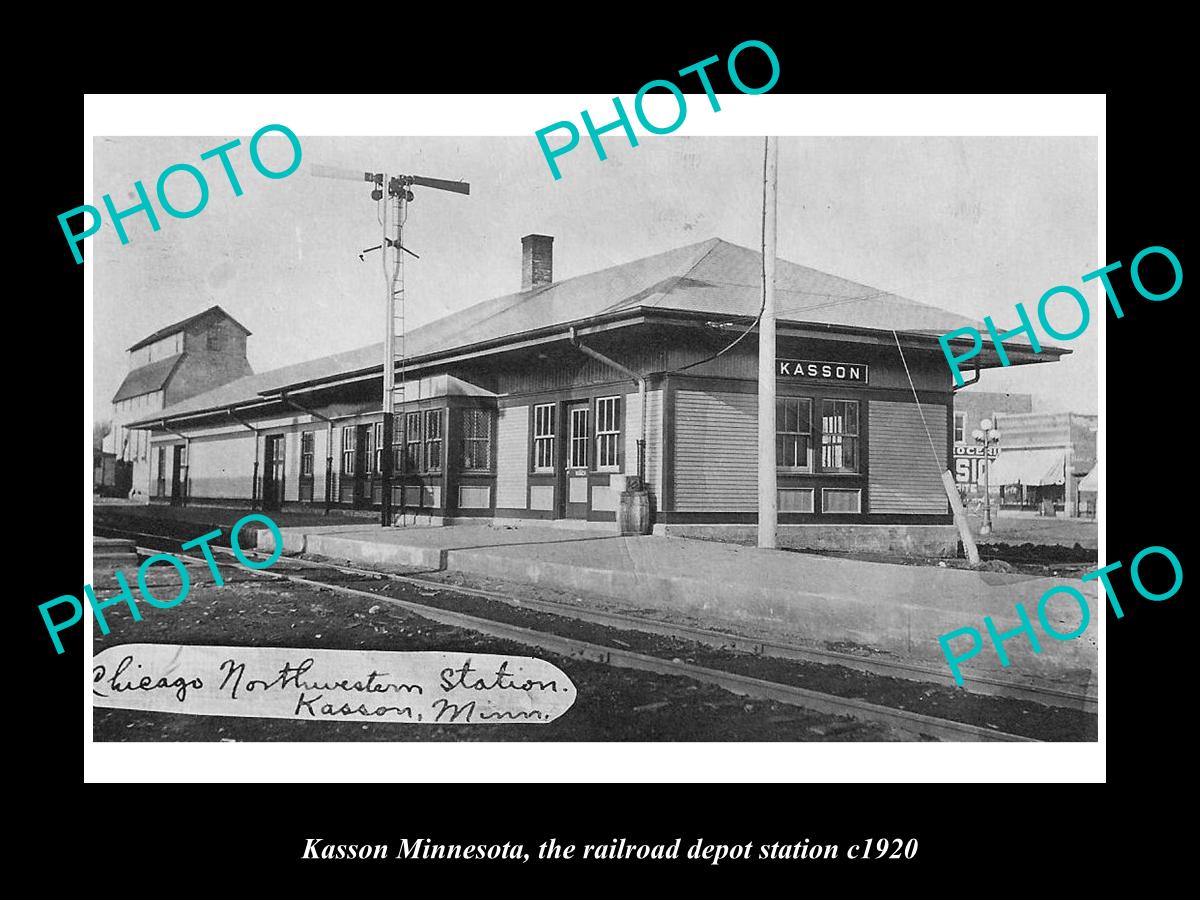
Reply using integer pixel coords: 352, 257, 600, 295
988, 449, 1067, 486
1079, 463, 1099, 493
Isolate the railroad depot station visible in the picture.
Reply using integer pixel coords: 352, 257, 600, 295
116, 235, 1067, 554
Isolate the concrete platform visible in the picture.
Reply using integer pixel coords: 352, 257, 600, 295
257, 522, 1097, 694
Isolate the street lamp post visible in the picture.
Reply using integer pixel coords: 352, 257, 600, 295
973, 418, 1002, 535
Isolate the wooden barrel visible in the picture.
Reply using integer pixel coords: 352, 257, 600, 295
618, 489, 651, 535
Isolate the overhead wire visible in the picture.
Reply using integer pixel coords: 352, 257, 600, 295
892, 328, 944, 469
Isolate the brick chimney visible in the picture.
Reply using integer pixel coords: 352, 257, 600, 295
521, 234, 554, 291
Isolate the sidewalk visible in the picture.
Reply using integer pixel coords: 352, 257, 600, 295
259, 522, 1098, 694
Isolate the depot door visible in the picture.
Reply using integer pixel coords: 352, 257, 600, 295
564, 401, 590, 519
170, 445, 185, 506
155, 446, 167, 499
353, 424, 370, 508
263, 435, 286, 511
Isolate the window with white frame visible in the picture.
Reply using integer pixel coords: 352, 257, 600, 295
776, 397, 813, 471
534, 404, 556, 472
424, 409, 442, 472
569, 406, 589, 469
821, 399, 859, 473
404, 412, 422, 472
954, 412, 966, 444
341, 425, 357, 476
461, 409, 492, 471
301, 432, 314, 476
595, 397, 620, 470
372, 422, 383, 473
156, 446, 167, 497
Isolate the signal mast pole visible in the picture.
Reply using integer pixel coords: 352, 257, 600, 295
312, 164, 469, 526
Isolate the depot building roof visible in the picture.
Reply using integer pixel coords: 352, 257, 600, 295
130, 237, 1064, 427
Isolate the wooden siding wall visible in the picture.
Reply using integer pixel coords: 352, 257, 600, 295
868, 401, 948, 514
673, 390, 756, 512
496, 405, 529, 508
186, 432, 256, 498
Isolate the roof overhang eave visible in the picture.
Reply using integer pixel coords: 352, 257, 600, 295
131, 309, 1070, 429
126, 398, 280, 431
264, 311, 653, 395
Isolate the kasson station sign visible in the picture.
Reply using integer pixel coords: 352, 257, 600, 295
776, 359, 869, 384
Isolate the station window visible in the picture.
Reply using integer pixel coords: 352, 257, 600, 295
954, 412, 966, 444
341, 426, 356, 476
300, 432, 314, 476
364, 427, 379, 475
569, 407, 589, 469
776, 397, 813, 471
424, 410, 443, 473
156, 447, 167, 497
821, 400, 859, 473
595, 397, 620, 471
404, 412, 422, 472
534, 403, 555, 472
461, 408, 492, 471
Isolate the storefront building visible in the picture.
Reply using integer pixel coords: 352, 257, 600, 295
127, 236, 1066, 553
988, 411, 1097, 515
949, 390, 1033, 500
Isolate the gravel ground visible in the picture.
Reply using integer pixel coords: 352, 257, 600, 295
967, 512, 1098, 550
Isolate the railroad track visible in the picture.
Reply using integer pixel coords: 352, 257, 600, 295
94, 524, 1047, 742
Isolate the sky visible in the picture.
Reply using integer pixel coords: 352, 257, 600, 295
92, 135, 1098, 420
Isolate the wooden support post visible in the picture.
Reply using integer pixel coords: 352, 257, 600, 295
942, 470, 980, 566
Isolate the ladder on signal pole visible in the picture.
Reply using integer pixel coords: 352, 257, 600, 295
312, 164, 470, 527
389, 187, 407, 522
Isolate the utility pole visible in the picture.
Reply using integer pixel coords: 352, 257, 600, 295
380, 171, 398, 530
758, 136, 779, 550
312, 164, 469, 527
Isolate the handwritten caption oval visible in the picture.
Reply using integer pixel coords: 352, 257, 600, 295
93, 644, 576, 725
